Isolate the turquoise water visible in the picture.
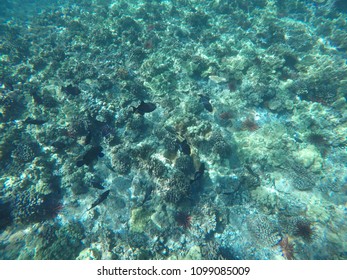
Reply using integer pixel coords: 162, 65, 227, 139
0, 0, 346, 260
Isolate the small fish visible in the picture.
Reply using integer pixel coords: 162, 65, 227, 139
131, 101, 156, 115
30, 91, 43, 104
245, 164, 260, 179
84, 131, 92, 145
179, 139, 191, 155
293, 134, 303, 143
195, 163, 205, 180
62, 84, 80, 96
140, 185, 153, 206
4, 82, 14, 91
23, 117, 47, 125
77, 146, 104, 167
51, 141, 67, 150
190, 163, 205, 184
104, 162, 116, 173
87, 190, 110, 211
199, 94, 213, 112
222, 192, 235, 195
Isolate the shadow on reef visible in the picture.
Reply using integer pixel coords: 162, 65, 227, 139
0, 199, 13, 231
0, 176, 63, 231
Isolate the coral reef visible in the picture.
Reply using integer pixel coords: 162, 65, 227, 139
174, 155, 195, 176
12, 191, 62, 224
148, 158, 167, 179
113, 149, 132, 175
0, 0, 346, 260
11, 143, 38, 163
247, 214, 281, 247
288, 161, 317, 191
36, 221, 85, 259
164, 171, 191, 204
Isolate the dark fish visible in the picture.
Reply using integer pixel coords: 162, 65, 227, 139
245, 164, 260, 179
30, 90, 43, 104
85, 131, 92, 145
179, 139, 191, 155
141, 185, 153, 206
87, 190, 110, 211
132, 101, 156, 115
190, 163, 205, 184
4, 82, 14, 91
77, 146, 104, 167
62, 84, 80, 96
199, 94, 213, 112
222, 192, 235, 195
24, 117, 47, 125
293, 134, 303, 143
195, 162, 205, 180
51, 141, 67, 149
104, 162, 116, 173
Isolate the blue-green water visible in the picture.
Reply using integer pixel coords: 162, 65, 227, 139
0, 0, 346, 260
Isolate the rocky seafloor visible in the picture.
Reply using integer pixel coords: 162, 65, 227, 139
0, 0, 346, 260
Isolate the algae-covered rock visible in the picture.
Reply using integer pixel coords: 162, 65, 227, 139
293, 145, 322, 171
129, 206, 154, 233
251, 187, 279, 213
150, 204, 174, 230
77, 247, 101, 260
184, 245, 202, 260
35, 221, 85, 260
